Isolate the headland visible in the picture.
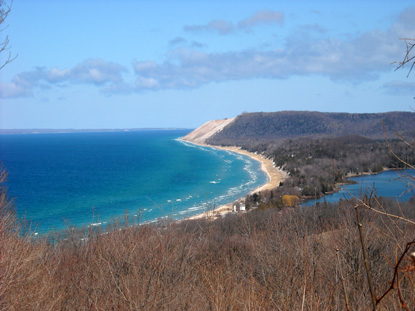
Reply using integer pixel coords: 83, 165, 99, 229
180, 118, 287, 219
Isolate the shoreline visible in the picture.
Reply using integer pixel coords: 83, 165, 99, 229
302, 167, 415, 206
179, 139, 287, 220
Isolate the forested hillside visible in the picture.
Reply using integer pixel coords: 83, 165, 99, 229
204, 111, 415, 203
243, 135, 415, 207
207, 111, 415, 146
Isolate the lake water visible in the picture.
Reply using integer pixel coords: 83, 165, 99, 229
0, 130, 267, 234
304, 169, 415, 206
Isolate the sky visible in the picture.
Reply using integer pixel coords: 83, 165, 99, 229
0, 0, 414, 129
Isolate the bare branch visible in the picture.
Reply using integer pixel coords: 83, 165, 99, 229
354, 205, 377, 310
345, 194, 415, 227
376, 241, 415, 307
394, 38, 415, 77
0, 0, 17, 70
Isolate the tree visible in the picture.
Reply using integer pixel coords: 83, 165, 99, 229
0, 0, 16, 70
347, 39, 415, 310
395, 38, 415, 78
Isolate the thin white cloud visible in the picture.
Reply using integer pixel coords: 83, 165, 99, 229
383, 81, 415, 95
2, 8, 415, 98
131, 7, 415, 91
298, 24, 326, 34
0, 82, 32, 98
169, 37, 187, 46
71, 59, 127, 85
102, 81, 134, 95
184, 19, 235, 35
168, 37, 207, 49
183, 10, 284, 36
0, 59, 127, 98
237, 10, 284, 30
191, 41, 206, 49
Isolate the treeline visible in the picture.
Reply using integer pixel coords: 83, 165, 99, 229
206, 110, 415, 207
206, 111, 415, 207
208, 111, 415, 145
2, 190, 415, 309
244, 135, 415, 208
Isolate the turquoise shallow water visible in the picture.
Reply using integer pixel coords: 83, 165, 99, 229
0, 130, 267, 234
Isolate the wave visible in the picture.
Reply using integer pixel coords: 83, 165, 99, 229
4, 131, 268, 234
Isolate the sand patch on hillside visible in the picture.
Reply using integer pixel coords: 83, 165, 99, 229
181, 118, 235, 144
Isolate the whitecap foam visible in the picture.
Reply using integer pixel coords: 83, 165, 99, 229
188, 206, 202, 211
89, 222, 102, 227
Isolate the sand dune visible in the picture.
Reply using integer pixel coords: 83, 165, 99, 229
181, 118, 235, 144
181, 118, 287, 220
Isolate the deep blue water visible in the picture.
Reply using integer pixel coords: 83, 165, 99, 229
0, 130, 267, 234
304, 169, 415, 206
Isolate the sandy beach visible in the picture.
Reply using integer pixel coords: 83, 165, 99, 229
182, 141, 287, 220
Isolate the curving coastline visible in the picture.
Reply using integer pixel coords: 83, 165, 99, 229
179, 138, 287, 219
180, 118, 287, 219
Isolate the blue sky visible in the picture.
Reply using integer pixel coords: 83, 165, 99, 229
0, 0, 414, 129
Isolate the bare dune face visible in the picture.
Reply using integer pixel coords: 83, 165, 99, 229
181, 118, 235, 144
181, 117, 287, 220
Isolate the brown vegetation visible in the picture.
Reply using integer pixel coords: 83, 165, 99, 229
1, 163, 414, 310
1, 129, 414, 309
281, 194, 299, 207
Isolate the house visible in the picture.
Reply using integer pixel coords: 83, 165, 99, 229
233, 201, 247, 212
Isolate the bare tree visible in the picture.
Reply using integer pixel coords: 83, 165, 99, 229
0, 0, 17, 70
395, 38, 415, 78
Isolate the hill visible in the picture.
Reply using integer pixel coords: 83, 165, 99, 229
181, 118, 234, 144
206, 111, 415, 145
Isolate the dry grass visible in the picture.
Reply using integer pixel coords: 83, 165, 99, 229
1, 182, 414, 310
281, 194, 300, 207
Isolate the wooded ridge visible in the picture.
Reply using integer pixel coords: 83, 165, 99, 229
182, 111, 415, 203
207, 111, 415, 146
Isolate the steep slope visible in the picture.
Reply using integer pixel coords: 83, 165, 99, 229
181, 118, 235, 144
207, 111, 415, 146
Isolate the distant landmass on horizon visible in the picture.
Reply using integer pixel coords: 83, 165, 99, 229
0, 128, 191, 135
